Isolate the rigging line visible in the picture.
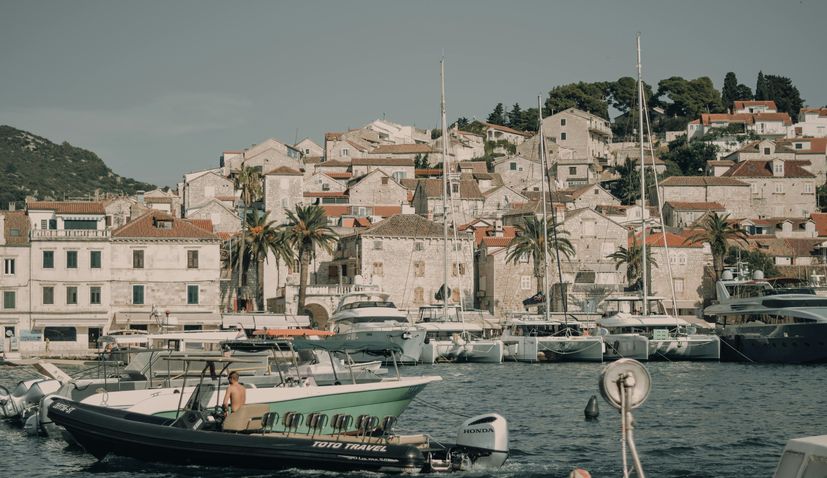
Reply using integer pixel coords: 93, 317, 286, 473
719, 336, 756, 363
411, 397, 472, 418
641, 84, 679, 318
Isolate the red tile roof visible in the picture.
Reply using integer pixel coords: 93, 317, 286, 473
660, 176, 749, 187
369, 144, 433, 155
372, 206, 403, 217
325, 132, 343, 141
754, 113, 792, 125
113, 211, 218, 240
665, 201, 725, 211
326, 172, 353, 179
811, 213, 827, 237
187, 219, 214, 232
634, 229, 705, 248
481, 236, 514, 248
265, 166, 303, 176
352, 157, 415, 166
734, 100, 777, 110
721, 160, 815, 178
473, 226, 517, 246
316, 159, 351, 168
27, 201, 106, 214
777, 138, 827, 154
482, 122, 530, 137
800, 107, 827, 117
303, 191, 348, 198
415, 168, 443, 177
321, 205, 350, 217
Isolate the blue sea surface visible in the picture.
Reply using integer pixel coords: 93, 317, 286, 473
1, 361, 824, 477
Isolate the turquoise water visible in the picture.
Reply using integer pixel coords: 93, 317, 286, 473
1, 361, 825, 477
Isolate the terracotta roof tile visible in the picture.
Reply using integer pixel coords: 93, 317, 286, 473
361, 214, 455, 238
27, 201, 106, 214
1, 211, 29, 246
721, 160, 814, 178
316, 159, 351, 168
352, 157, 415, 166
754, 112, 792, 125
416, 178, 483, 199
734, 100, 777, 110
369, 144, 433, 155
265, 166, 303, 176
326, 172, 353, 179
415, 168, 443, 177
303, 191, 348, 198
799, 107, 827, 117
665, 201, 725, 211
777, 138, 827, 154
659, 176, 749, 187
187, 219, 214, 232
321, 205, 350, 217
325, 132, 343, 141
372, 206, 403, 217
113, 211, 218, 240
481, 236, 514, 248
481, 122, 530, 137
811, 213, 827, 237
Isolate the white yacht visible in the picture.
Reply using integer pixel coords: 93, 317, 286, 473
599, 296, 720, 361
328, 291, 426, 364
501, 315, 604, 362
705, 270, 827, 363
414, 305, 503, 363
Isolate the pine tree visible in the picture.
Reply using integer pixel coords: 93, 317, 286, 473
722, 72, 739, 111
508, 103, 523, 129
487, 103, 506, 125
755, 71, 769, 101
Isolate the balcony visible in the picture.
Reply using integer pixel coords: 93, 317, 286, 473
32, 229, 111, 240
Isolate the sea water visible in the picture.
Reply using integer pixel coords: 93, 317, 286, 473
1, 361, 824, 477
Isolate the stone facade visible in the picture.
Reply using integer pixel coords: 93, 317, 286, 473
183, 171, 235, 215
187, 200, 241, 234
493, 155, 545, 191
348, 170, 409, 207
543, 108, 613, 163
645, 232, 713, 317
656, 177, 752, 218
0, 212, 30, 354
263, 167, 305, 226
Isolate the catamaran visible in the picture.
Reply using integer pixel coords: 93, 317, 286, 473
415, 305, 503, 363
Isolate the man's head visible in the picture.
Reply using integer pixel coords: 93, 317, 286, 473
228, 371, 239, 383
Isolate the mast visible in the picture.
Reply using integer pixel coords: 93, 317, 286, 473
440, 58, 449, 318
537, 97, 552, 322
637, 33, 648, 317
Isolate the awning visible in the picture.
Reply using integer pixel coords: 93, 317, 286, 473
114, 311, 221, 325
291, 336, 403, 354
31, 316, 109, 328
222, 313, 310, 330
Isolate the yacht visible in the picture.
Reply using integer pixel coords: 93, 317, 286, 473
500, 315, 604, 362
414, 305, 503, 363
599, 296, 720, 361
704, 270, 827, 363
328, 291, 426, 364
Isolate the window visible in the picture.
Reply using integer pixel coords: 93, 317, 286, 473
90, 286, 101, 305
341, 148, 349, 157
774, 163, 783, 174
44, 327, 77, 342
381, 177, 389, 185
413, 287, 424, 304
414, 242, 424, 251
679, 253, 687, 265
775, 183, 784, 194
561, 118, 567, 126
133, 250, 144, 269
66, 251, 78, 269
414, 261, 425, 277
66, 286, 77, 305
569, 166, 577, 175
133, 285, 145, 305
805, 183, 814, 194
64, 219, 96, 230
509, 162, 517, 171
187, 285, 199, 305
561, 132, 567, 141
43, 286, 54, 305
520, 276, 532, 290
583, 220, 596, 237
372, 262, 384, 277
452, 183, 459, 194
3, 258, 14, 275
43, 251, 54, 269
3, 291, 15, 309
321, 183, 330, 191
187, 250, 199, 269
673, 278, 685, 293
90, 250, 101, 268
751, 183, 759, 195
795, 143, 803, 150
452, 263, 466, 276
328, 265, 338, 280
518, 253, 529, 263
373, 240, 383, 250
392, 171, 406, 182
763, 147, 771, 155
40, 219, 47, 230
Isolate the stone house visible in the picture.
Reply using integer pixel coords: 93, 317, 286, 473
481, 185, 528, 217
324, 131, 377, 162
720, 159, 817, 217
332, 215, 474, 311
0, 211, 30, 354
304, 172, 348, 194
367, 143, 434, 161
144, 189, 182, 217
706, 160, 735, 177
186, 199, 241, 234
555, 159, 597, 188
642, 230, 713, 318
347, 170, 409, 207
263, 166, 305, 226
776, 137, 827, 184
746, 237, 824, 266
295, 137, 324, 157
793, 107, 827, 138
656, 176, 751, 218
476, 234, 535, 317
350, 157, 415, 181
412, 178, 484, 225
493, 155, 545, 191
594, 204, 659, 228
364, 119, 431, 145
560, 208, 627, 298
104, 197, 148, 229
662, 201, 725, 228
223, 138, 303, 172
739, 217, 817, 239
481, 122, 529, 145
110, 211, 221, 331
542, 107, 613, 165
562, 184, 620, 210
431, 130, 485, 163
183, 170, 235, 216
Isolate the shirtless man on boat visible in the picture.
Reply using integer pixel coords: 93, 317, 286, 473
222, 371, 246, 414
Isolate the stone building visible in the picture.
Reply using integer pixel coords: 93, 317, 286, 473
412, 178, 484, 225
662, 201, 725, 228
720, 159, 817, 218
492, 155, 545, 191
347, 170, 409, 207
182, 170, 235, 216
263, 166, 304, 225
0, 211, 30, 354
333, 215, 474, 311
560, 208, 627, 299
350, 157, 415, 181
642, 230, 713, 318
542, 107, 613, 164
186, 199, 241, 234
656, 176, 751, 218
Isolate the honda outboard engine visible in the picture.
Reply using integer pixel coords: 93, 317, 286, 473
453, 413, 509, 470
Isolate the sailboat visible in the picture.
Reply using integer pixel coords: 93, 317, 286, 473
500, 97, 604, 362
597, 34, 720, 361
413, 59, 504, 364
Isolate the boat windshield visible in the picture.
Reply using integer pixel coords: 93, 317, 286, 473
419, 306, 462, 323
511, 323, 581, 337
185, 383, 218, 411
724, 283, 774, 299
343, 316, 406, 324
340, 301, 397, 311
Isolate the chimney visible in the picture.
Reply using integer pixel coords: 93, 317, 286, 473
494, 215, 503, 236
136, 190, 146, 204
0, 214, 5, 246
8, 202, 15, 211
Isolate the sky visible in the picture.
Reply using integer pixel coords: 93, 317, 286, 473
2, 0, 826, 187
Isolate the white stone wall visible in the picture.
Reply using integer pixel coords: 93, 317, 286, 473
264, 174, 305, 226
348, 173, 408, 206
649, 244, 712, 315
493, 156, 544, 191
742, 177, 817, 218
188, 202, 241, 233
477, 246, 536, 317
0, 244, 30, 349
185, 173, 234, 212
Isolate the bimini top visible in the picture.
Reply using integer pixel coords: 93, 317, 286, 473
334, 291, 395, 312
291, 337, 403, 354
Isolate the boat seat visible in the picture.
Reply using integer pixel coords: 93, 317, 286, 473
356, 414, 380, 439
380, 416, 397, 436
331, 414, 353, 436
261, 411, 279, 434
222, 404, 270, 432
282, 412, 304, 436
306, 413, 329, 437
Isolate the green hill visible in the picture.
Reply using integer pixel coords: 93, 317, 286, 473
0, 125, 155, 207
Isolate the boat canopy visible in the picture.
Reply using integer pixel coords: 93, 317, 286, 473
291, 337, 403, 354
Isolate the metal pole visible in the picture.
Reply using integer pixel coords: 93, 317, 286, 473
440, 58, 449, 319
637, 33, 648, 317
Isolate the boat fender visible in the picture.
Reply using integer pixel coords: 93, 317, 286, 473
584, 395, 599, 420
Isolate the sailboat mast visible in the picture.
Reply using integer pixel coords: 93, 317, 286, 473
537, 96, 552, 322
637, 33, 648, 317
440, 58, 449, 317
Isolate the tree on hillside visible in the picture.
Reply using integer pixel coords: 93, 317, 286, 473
487, 103, 506, 125
765, 75, 804, 122
607, 158, 640, 205
544, 82, 610, 119
722, 72, 739, 110
455, 117, 470, 130
507, 103, 523, 129
608, 76, 653, 114
735, 83, 753, 102
654, 76, 725, 118
661, 136, 719, 176
755, 71, 769, 100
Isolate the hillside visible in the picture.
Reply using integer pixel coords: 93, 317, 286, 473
0, 125, 155, 207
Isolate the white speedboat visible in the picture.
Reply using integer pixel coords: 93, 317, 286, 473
600, 296, 720, 361
328, 292, 426, 364
774, 433, 827, 478
415, 305, 503, 364
501, 315, 604, 362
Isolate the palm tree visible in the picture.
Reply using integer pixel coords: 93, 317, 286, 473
243, 210, 283, 311
505, 215, 575, 293
607, 236, 658, 292
282, 204, 338, 315
233, 165, 262, 309
684, 212, 747, 281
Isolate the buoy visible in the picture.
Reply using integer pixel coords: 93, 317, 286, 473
569, 467, 592, 478
584, 394, 599, 420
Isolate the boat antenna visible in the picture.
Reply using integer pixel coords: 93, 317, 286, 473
637, 33, 648, 318
440, 57, 449, 320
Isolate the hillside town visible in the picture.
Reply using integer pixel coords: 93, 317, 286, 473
2, 98, 827, 356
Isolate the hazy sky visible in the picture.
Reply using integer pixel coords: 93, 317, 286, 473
2, 1, 826, 186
